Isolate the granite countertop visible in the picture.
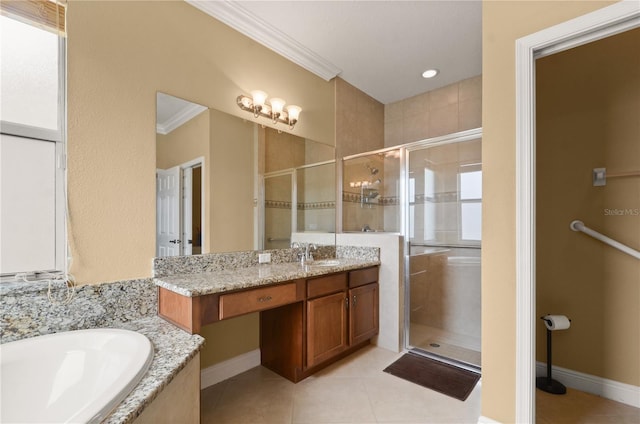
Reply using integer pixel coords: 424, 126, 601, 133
154, 258, 380, 297
103, 317, 205, 424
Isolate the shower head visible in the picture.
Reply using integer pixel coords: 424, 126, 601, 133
367, 164, 379, 175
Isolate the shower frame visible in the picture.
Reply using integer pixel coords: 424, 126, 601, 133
401, 128, 483, 370
340, 128, 483, 367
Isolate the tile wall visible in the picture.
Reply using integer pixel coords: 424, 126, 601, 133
384, 75, 482, 147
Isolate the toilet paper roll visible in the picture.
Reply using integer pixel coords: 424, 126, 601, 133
543, 315, 571, 331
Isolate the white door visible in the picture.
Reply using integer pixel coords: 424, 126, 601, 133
156, 166, 181, 257
182, 167, 193, 256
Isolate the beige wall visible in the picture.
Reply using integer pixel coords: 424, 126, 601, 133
482, 1, 617, 422
67, 0, 335, 284
156, 110, 209, 170
536, 28, 639, 386
335, 78, 384, 159
384, 75, 482, 147
209, 109, 256, 253
67, 0, 334, 369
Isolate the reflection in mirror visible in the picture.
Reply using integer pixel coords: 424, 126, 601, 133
259, 128, 335, 250
156, 93, 208, 257
155, 92, 336, 257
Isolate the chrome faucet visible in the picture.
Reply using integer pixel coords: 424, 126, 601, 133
305, 243, 317, 263
291, 242, 316, 265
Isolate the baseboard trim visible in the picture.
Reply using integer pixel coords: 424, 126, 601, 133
536, 361, 640, 408
478, 416, 501, 423
201, 349, 261, 389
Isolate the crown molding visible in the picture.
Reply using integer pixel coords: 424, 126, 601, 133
156, 103, 208, 135
186, 0, 342, 81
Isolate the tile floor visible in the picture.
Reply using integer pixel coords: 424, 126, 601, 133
200, 344, 639, 423
200, 345, 482, 423
536, 387, 640, 424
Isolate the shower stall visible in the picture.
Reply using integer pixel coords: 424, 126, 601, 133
342, 129, 482, 369
405, 132, 482, 369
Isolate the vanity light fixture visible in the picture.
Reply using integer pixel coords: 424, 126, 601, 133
237, 91, 302, 129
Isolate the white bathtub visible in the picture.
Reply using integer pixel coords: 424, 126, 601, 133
0, 328, 154, 423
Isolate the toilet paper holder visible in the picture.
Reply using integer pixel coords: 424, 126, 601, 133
537, 314, 571, 395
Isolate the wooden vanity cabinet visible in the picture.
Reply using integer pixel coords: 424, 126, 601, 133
348, 267, 379, 346
349, 283, 379, 345
158, 265, 379, 383
304, 267, 379, 370
306, 285, 349, 368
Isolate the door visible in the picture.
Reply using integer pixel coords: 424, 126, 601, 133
306, 291, 348, 368
156, 166, 181, 257
405, 137, 482, 369
349, 283, 379, 345
182, 167, 193, 256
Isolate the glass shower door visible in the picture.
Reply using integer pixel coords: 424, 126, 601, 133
406, 137, 482, 369
263, 171, 295, 250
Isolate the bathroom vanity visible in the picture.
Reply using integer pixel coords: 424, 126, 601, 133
155, 259, 379, 382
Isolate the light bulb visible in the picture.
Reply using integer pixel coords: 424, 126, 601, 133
286, 105, 301, 128
250, 90, 268, 117
269, 98, 286, 122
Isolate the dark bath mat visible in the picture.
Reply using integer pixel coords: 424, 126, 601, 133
383, 353, 480, 401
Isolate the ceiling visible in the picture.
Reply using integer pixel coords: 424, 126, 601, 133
156, 93, 207, 135
187, 0, 482, 105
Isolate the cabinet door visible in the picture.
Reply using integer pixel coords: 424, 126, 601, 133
306, 291, 348, 368
349, 283, 379, 346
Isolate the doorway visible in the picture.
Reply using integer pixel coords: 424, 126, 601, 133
515, 3, 640, 422
156, 158, 205, 257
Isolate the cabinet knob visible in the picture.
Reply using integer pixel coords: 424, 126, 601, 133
258, 295, 273, 302
345, 297, 349, 309
352, 295, 357, 306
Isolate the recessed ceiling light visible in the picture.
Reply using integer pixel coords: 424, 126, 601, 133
422, 69, 439, 79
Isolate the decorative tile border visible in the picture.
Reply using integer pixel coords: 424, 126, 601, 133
265, 200, 337, 210
265, 200, 292, 209
297, 201, 336, 210
343, 191, 459, 206
342, 191, 399, 206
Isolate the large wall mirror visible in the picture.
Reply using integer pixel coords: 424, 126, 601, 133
155, 92, 336, 257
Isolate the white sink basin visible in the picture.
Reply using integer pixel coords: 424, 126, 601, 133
0, 328, 154, 424
310, 259, 341, 267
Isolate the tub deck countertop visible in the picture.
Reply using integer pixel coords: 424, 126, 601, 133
154, 258, 381, 297
103, 317, 204, 424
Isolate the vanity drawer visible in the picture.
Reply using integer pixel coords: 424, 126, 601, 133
307, 273, 347, 299
349, 266, 378, 288
219, 283, 298, 320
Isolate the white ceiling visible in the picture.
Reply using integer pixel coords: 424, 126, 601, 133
156, 92, 207, 135
188, 0, 482, 105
